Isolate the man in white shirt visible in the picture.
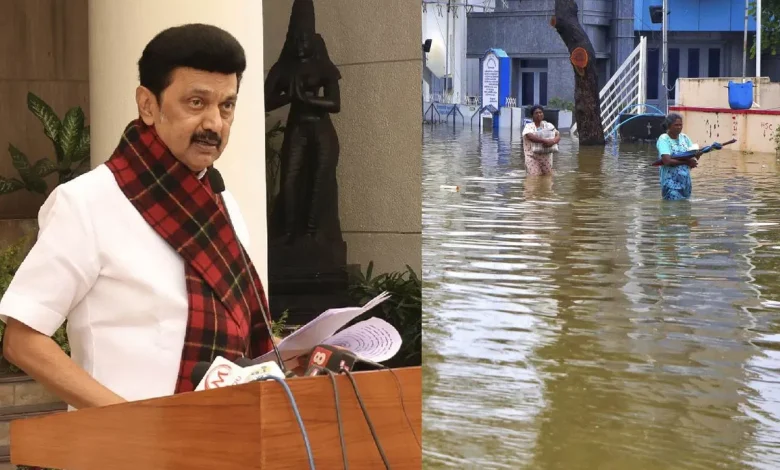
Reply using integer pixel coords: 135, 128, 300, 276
0, 23, 274, 409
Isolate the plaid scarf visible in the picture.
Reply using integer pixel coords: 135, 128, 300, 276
105, 119, 273, 394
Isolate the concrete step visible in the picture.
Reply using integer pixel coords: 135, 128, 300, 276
0, 374, 67, 468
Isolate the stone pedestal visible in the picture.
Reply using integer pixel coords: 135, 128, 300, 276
268, 237, 353, 326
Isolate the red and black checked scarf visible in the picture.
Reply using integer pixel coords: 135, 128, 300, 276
105, 119, 273, 394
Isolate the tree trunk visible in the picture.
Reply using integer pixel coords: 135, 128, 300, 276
553, 0, 605, 145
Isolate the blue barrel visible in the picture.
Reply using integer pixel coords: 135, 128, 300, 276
728, 81, 753, 110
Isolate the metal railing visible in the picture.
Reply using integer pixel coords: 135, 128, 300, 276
572, 36, 648, 140
600, 36, 647, 138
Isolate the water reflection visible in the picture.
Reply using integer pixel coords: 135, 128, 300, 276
422, 125, 780, 469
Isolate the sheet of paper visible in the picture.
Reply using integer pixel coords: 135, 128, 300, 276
323, 317, 402, 363
252, 291, 391, 366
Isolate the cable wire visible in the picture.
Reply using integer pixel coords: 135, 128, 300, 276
362, 362, 421, 450
385, 367, 421, 449
324, 369, 349, 469
259, 375, 316, 470
342, 369, 391, 469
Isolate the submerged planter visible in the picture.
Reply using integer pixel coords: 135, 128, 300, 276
557, 110, 573, 131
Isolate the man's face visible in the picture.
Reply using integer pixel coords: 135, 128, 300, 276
137, 67, 238, 172
533, 108, 544, 122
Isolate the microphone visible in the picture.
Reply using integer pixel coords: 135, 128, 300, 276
207, 166, 226, 193
237, 359, 286, 383
207, 166, 289, 376
304, 344, 357, 377
190, 356, 286, 391
303, 344, 388, 377
191, 361, 212, 386
192, 356, 245, 391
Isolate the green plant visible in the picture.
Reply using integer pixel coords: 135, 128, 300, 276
271, 309, 300, 338
0, 234, 34, 374
0, 234, 69, 373
547, 97, 574, 111
749, 0, 780, 58
0, 234, 33, 299
271, 310, 288, 338
0, 92, 90, 196
347, 262, 421, 368
265, 115, 286, 212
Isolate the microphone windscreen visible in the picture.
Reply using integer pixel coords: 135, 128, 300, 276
191, 361, 212, 387
207, 167, 226, 193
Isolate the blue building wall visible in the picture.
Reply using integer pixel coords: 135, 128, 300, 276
634, 0, 756, 32
633, 0, 765, 108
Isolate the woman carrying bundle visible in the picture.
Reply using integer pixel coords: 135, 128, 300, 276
522, 105, 560, 176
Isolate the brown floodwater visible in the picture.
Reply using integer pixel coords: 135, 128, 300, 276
422, 124, 780, 469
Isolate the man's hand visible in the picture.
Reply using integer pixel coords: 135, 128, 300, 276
3, 318, 126, 410
687, 158, 699, 168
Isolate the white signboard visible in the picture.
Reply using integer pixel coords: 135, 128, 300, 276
482, 52, 499, 117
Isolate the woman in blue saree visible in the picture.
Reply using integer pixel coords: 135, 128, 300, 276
657, 113, 703, 200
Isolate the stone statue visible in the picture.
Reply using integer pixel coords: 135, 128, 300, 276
265, 0, 343, 247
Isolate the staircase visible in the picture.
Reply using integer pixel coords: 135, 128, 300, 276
0, 374, 67, 469
571, 36, 648, 140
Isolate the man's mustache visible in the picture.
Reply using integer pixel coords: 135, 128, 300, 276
191, 131, 222, 148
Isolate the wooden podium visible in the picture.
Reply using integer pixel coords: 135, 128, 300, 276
10, 367, 422, 469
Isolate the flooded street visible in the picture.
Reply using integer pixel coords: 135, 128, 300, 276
422, 125, 780, 469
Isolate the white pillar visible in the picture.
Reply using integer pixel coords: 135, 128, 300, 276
452, 7, 466, 105
88, 0, 268, 288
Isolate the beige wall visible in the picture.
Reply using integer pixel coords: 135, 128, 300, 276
263, 0, 422, 276
0, 0, 89, 220
670, 107, 780, 155
676, 77, 780, 111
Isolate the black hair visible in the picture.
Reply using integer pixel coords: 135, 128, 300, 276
138, 23, 247, 101
531, 105, 544, 114
662, 112, 683, 130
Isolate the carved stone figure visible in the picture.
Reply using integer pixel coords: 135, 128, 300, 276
265, 0, 343, 247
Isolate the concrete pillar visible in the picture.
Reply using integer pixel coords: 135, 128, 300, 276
87, 0, 268, 287
452, 8, 467, 105
612, 0, 636, 74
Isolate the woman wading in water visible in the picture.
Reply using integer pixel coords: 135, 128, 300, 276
656, 113, 702, 200
522, 105, 560, 176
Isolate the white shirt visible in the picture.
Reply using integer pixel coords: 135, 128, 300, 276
0, 164, 250, 403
